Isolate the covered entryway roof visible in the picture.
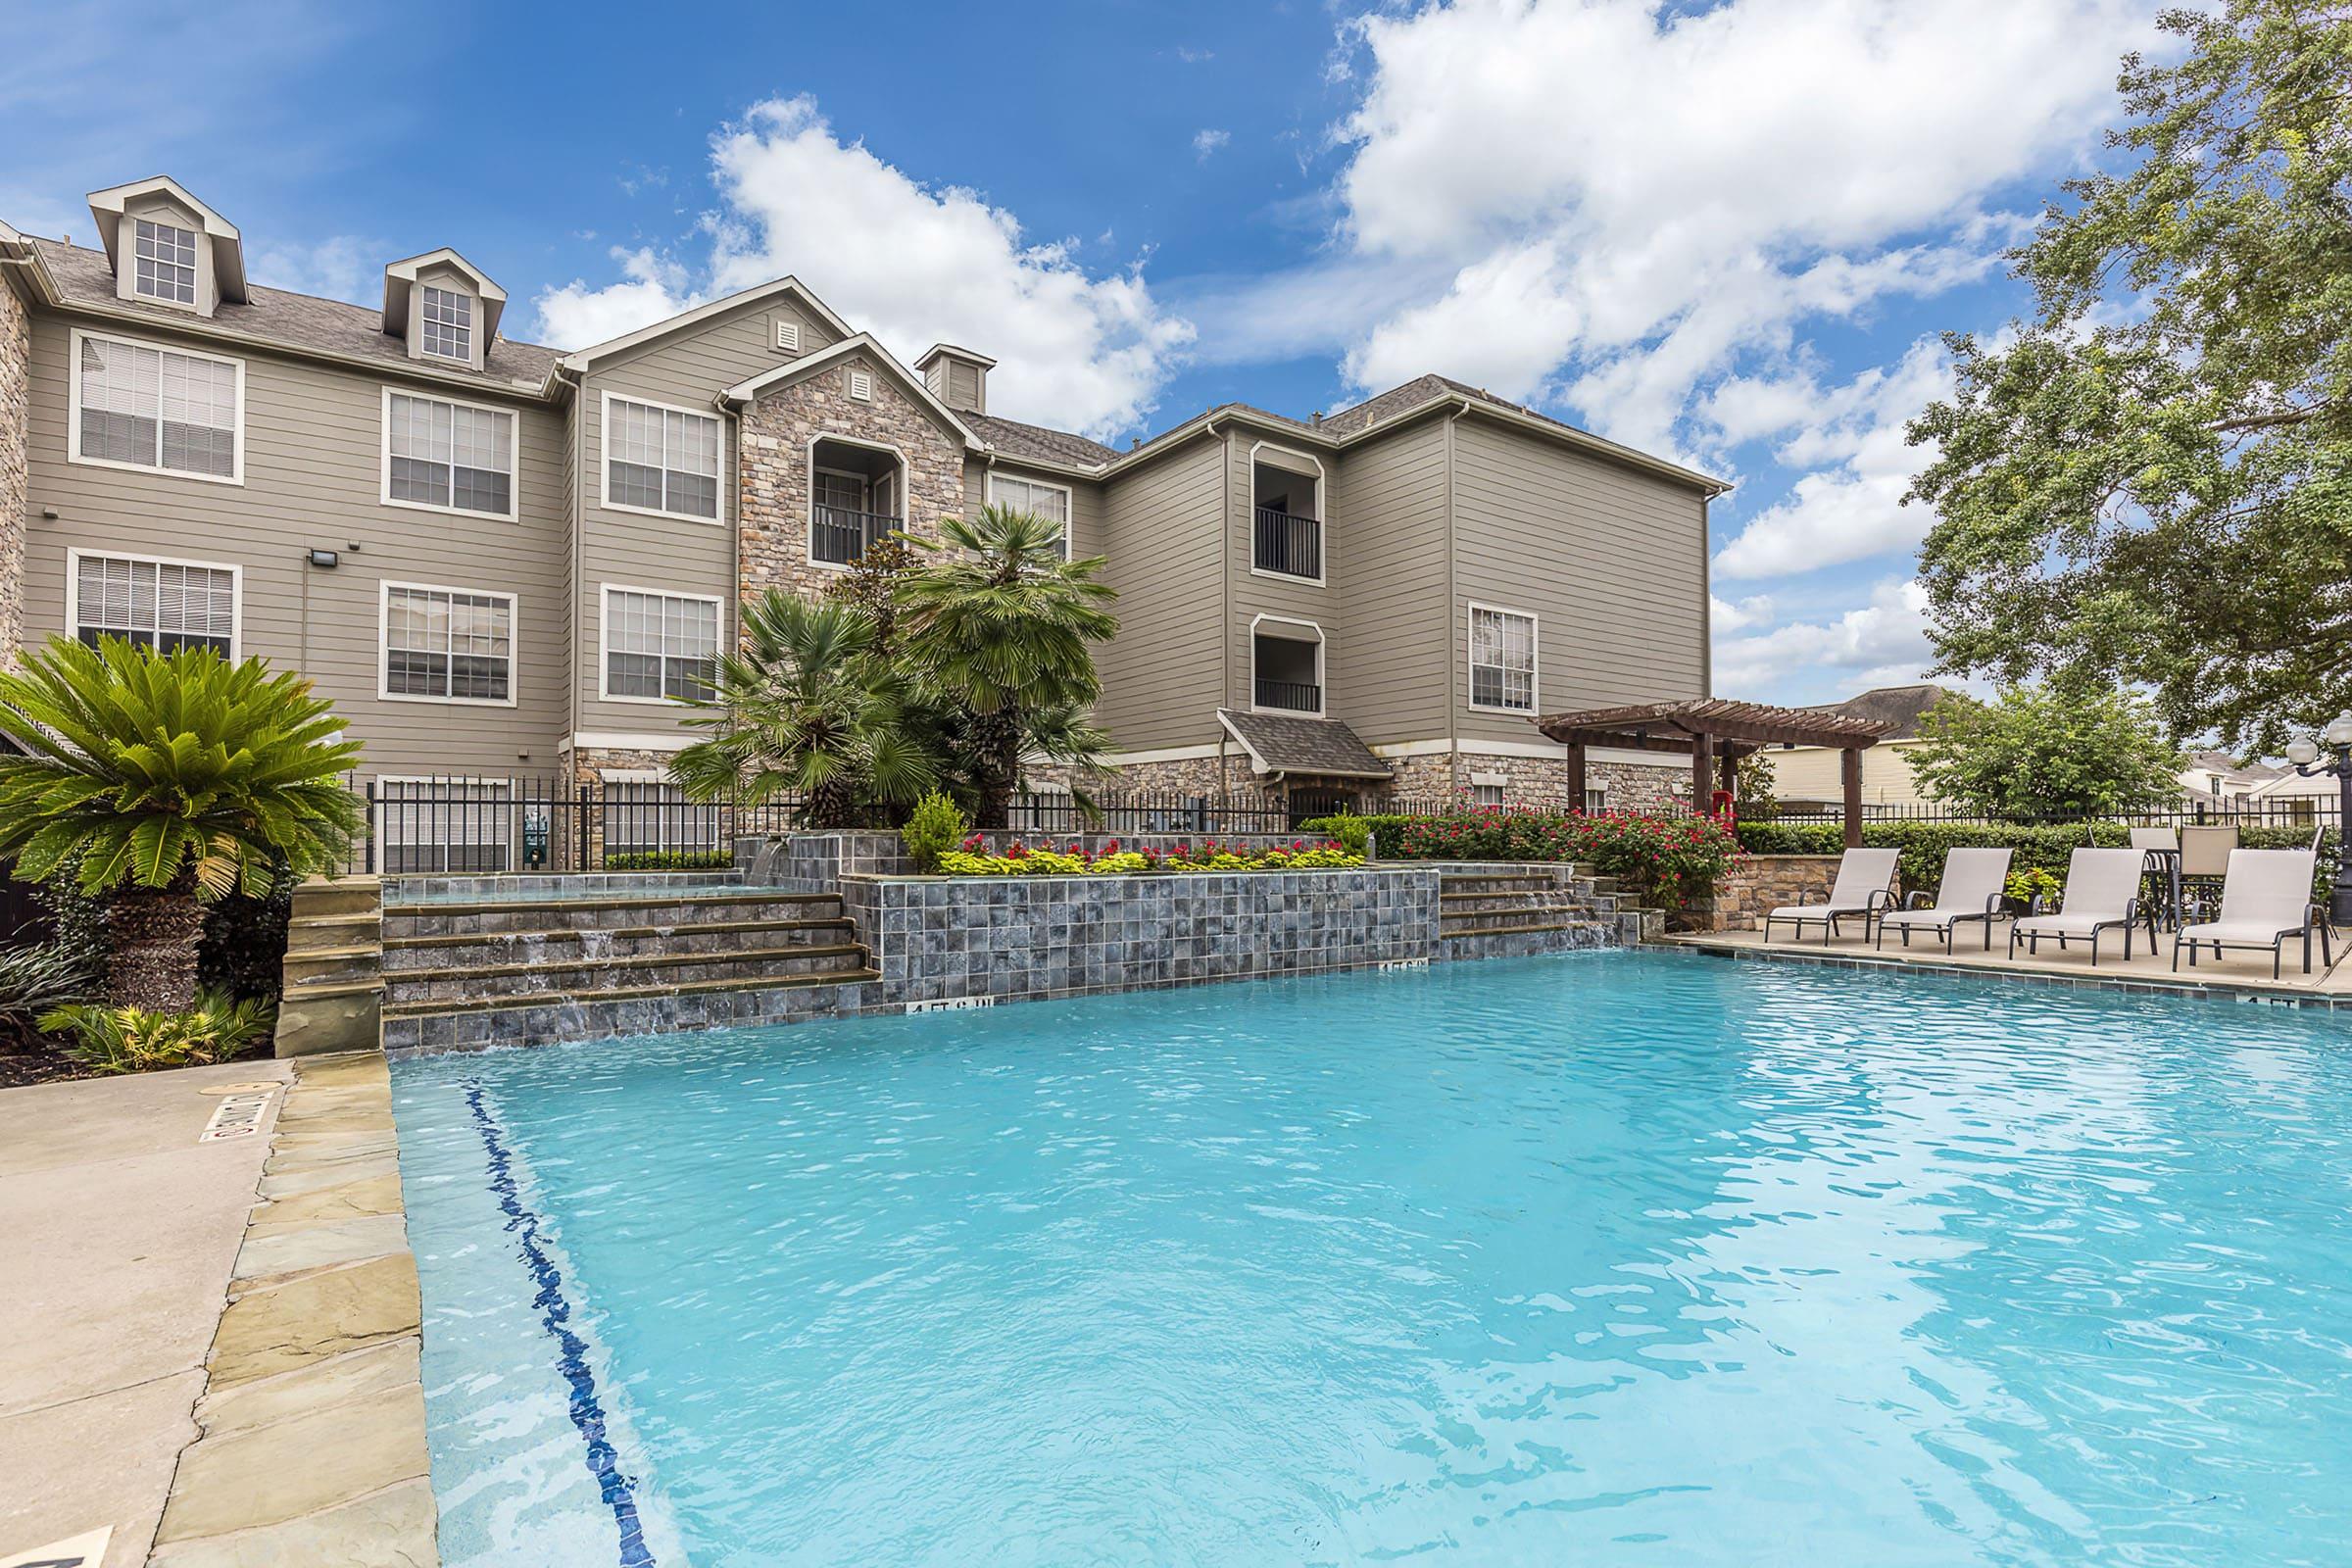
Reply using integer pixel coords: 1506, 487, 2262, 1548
1217, 710, 1394, 781
1533, 699, 1895, 846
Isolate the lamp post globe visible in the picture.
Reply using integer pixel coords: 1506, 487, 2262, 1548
2328, 712, 2352, 749
2287, 738, 2320, 767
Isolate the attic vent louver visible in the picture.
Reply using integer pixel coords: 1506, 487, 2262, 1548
774, 319, 800, 352
848, 368, 873, 402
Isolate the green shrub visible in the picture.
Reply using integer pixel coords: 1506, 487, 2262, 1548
900, 790, 970, 873
37, 989, 275, 1075
1327, 808, 1740, 911
603, 850, 735, 871
0, 943, 99, 1045
1317, 810, 1372, 857
2006, 866, 2065, 910
41, 850, 293, 1005
1736, 820, 2339, 901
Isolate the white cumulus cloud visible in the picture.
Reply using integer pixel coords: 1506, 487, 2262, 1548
1193, 128, 1231, 161
1713, 578, 1936, 699
533, 97, 1192, 439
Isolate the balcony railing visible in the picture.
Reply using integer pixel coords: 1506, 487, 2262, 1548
1252, 507, 1322, 580
1254, 676, 1321, 713
812, 506, 904, 565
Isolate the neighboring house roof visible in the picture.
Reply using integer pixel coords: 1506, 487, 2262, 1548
1217, 710, 1396, 780
22, 236, 560, 389
2181, 750, 2286, 787
1805, 683, 1963, 742
963, 411, 1122, 468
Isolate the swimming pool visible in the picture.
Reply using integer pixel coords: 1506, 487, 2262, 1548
390, 951, 2352, 1566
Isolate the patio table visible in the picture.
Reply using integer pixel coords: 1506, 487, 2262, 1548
2140, 848, 2183, 932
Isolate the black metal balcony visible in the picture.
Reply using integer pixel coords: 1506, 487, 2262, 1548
1254, 676, 1321, 712
812, 506, 903, 565
1252, 507, 1322, 579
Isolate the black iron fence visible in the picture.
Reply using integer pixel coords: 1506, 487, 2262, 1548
1251, 507, 1321, 579
1744, 799, 2341, 832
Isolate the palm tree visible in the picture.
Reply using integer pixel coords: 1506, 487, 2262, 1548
671, 592, 939, 828
0, 637, 364, 1011
898, 505, 1119, 827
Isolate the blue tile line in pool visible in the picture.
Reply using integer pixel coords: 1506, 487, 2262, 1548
463, 1081, 657, 1568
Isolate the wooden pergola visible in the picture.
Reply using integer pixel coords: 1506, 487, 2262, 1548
1533, 699, 1897, 847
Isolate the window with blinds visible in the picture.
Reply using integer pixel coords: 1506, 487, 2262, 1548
989, 474, 1072, 556
386, 392, 514, 517
604, 588, 719, 702
606, 396, 720, 520
377, 779, 513, 873
74, 554, 236, 655
74, 333, 239, 479
133, 219, 197, 304
418, 285, 473, 362
383, 584, 514, 703
1469, 606, 1538, 711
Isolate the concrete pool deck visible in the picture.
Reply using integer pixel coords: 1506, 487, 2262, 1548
1667, 925, 2352, 1004
0, 1054, 435, 1568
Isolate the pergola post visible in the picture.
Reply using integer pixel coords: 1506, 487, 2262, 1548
1718, 747, 1740, 802
1840, 748, 1863, 848
1564, 741, 1588, 813
1690, 730, 1715, 814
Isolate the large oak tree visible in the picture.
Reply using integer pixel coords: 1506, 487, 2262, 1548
1907, 1, 2352, 754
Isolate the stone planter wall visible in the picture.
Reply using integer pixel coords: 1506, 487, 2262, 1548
739, 831, 1349, 891
839, 867, 1444, 1006
1686, 853, 1843, 932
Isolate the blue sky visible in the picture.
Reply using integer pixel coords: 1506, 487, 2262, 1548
2, 0, 2165, 706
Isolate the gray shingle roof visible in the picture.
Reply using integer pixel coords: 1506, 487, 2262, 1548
1217, 710, 1395, 780
961, 410, 1121, 467
1811, 683, 1965, 741
28, 237, 561, 390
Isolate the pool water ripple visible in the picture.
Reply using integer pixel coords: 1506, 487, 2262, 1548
393, 952, 2352, 1566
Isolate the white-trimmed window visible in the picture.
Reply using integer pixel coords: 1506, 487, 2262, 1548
1471, 783, 1505, 808
70, 551, 237, 656
384, 390, 515, 518
378, 778, 513, 874
381, 583, 514, 705
72, 330, 241, 481
989, 473, 1073, 557
1469, 605, 1538, 712
133, 219, 197, 305
419, 285, 472, 362
603, 587, 720, 703
604, 394, 721, 521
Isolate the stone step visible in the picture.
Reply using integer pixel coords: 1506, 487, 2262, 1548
384, 889, 842, 937
1443, 920, 1586, 939
280, 975, 385, 1002
1438, 872, 1566, 891
292, 878, 381, 917
380, 970, 883, 1054
383, 944, 872, 1005
285, 911, 380, 954
1440, 904, 1592, 929
281, 944, 383, 989
381, 965, 881, 1026
382, 915, 856, 969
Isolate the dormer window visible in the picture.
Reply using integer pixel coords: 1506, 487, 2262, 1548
419, 285, 472, 362
133, 219, 198, 305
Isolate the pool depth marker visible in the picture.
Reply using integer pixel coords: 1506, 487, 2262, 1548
463, 1082, 657, 1568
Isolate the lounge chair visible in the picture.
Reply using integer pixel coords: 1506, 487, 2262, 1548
1876, 847, 2013, 953
2173, 848, 2331, 979
2007, 848, 2154, 967
1762, 847, 1899, 945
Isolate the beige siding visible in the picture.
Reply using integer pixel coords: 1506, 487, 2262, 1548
1449, 416, 1709, 745
572, 295, 836, 737
19, 312, 567, 780
1330, 418, 1450, 745
1092, 436, 1225, 749
1774, 741, 1932, 807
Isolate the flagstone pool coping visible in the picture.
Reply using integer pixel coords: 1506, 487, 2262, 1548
146, 1052, 438, 1567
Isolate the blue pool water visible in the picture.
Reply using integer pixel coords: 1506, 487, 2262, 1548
390, 952, 2352, 1566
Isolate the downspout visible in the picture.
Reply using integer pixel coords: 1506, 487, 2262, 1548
557, 365, 586, 779
1444, 399, 1468, 796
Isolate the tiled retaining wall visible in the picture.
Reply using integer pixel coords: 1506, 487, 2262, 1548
384, 869, 743, 904
737, 831, 1347, 890
839, 867, 1445, 1006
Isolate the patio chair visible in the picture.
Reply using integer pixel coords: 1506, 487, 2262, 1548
2173, 848, 2331, 979
2177, 824, 2239, 923
1762, 847, 1899, 945
1876, 847, 2013, 953
2008, 848, 2154, 967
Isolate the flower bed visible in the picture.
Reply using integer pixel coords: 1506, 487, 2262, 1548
1317, 808, 1742, 912
935, 835, 1362, 877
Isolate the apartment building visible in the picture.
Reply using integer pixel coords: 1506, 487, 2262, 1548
0, 177, 1726, 856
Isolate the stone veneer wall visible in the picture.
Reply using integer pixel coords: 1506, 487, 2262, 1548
738, 354, 965, 604
1083, 748, 1689, 813
738, 830, 1360, 891
839, 867, 1444, 1006
0, 273, 28, 666
1685, 853, 1842, 932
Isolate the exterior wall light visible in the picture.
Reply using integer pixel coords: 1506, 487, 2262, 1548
307, 549, 340, 568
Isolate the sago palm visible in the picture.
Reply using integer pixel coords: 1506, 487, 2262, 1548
0, 637, 364, 1010
898, 505, 1119, 827
671, 592, 938, 828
